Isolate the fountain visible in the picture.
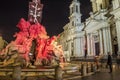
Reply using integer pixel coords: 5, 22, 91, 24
0, 18, 65, 66
0, 18, 65, 79
0, 0, 79, 80
0, 18, 79, 80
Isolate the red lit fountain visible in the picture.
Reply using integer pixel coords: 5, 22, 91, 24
0, 18, 67, 80
0, 0, 79, 80
0, 18, 64, 67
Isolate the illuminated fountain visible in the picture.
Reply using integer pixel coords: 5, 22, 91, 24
0, 0, 64, 67
0, 18, 79, 80
0, 18, 68, 80
0, 0, 79, 80
0, 18, 64, 67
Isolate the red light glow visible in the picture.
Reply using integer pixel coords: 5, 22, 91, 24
0, 18, 64, 66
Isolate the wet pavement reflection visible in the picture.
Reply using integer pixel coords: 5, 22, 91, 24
74, 69, 120, 80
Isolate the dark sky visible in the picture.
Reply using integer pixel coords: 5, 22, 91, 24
0, 0, 92, 42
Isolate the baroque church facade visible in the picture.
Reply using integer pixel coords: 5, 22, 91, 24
58, 0, 120, 60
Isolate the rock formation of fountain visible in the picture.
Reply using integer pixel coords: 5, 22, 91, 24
0, 18, 64, 67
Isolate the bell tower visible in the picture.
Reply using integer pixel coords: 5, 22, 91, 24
91, 0, 110, 13
69, 0, 82, 28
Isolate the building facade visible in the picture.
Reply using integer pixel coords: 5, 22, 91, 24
59, 0, 120, 60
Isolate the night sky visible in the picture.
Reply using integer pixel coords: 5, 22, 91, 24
0, 0, 92, 42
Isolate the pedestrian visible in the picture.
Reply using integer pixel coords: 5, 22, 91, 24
107, 52, 112, 73
94, 56, 99, 69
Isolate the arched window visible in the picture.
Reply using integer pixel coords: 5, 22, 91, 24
72, 21, 74, 26
76, 5, 78, 13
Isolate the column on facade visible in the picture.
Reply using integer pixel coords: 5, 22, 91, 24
99, 29, 104, 55
104, 27, 112, 54
101, 0, 109, 9
96, 0, 102, 11
112, 0, 120, 9
81, 37, 85, 57
105, 28, 110, 52
73, 37, 81, 57
112, 0, 116, 9
79, 37, 84, 57
108, 27, 112, 53
91, 0, 97, 13
116, 0, 120, 8
67, 40, 72, 61
79, 37, 82, 57
106, 27, 112, 53
101, 0, 106, 9
89, 33, 94, 56
73, 38, 76, 57
68, 40, 72, 56
102, 28, 108, 55
115, 19, 120, 53
93, 35, 96, 56
87, 34, 91, 56
105, 0, 109, 8
102, 27, 112, 55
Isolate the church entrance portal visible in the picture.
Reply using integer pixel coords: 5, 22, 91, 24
95, 42, 100, 56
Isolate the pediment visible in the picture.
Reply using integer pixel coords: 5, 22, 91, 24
84, 19, 99, 30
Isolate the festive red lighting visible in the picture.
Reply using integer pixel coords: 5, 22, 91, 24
0, 18, 64, 66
